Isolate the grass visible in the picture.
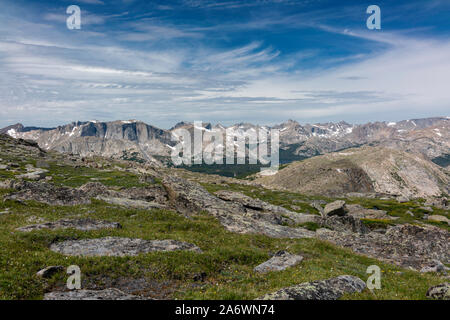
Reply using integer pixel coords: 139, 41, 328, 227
47, 162, 147, 188
0, 192, 446, 300
0, 137, 448, 300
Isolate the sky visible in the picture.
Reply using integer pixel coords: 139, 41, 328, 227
0, 0, 449, 129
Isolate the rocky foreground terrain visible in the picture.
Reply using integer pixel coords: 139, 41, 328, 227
0, 133, 449, 300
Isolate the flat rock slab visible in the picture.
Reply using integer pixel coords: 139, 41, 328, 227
4, 180, 92, 206
50, 237, 202, 257
162, 176, 315, 239
427, 215, 450, 225
96, 196, 166, 210
254, 251, 303, 273
17, 219, 121, 232
36, 266, 64, 278
346, 204, 396, 220
44, 288, 148, 300
324, 200, 348, 216
258, 275, 366, 300
317, 224, 450, 270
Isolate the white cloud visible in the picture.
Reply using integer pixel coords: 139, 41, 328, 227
0, 4, 449, 128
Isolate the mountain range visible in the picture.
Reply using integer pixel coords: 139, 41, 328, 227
1, 117, 449, 169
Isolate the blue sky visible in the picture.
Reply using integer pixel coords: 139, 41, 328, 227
0, 0, 449, 128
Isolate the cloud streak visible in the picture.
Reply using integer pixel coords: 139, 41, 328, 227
0, 0, 449, 128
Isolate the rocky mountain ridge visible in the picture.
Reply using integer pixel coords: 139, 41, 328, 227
2, 117, 449, 169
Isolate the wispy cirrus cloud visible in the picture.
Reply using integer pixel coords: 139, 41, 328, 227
0, 0, 449, 128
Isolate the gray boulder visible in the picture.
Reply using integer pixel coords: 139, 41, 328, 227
319, 215, 368, 234
162, 176, 315, 239
426, 283, 450, 300
324, 200, 348, 216
17, 219, 121, 232
254, 251, 303, 273
96, 196, 167, 210
258, 275, 366, 300
17, 169, 48, 181
50, 237, 202, 257
44, 288, 149, 300
36, 266, 64, 278
420, 260, 448, 274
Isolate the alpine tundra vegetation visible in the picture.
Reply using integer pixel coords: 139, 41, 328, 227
0, 117, 449, 300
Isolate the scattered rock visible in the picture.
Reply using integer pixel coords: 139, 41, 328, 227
254, 251, 303, 273
44, 288, 149, 300
162, 176, 315, 239
420, 260, 448, 274
346, 204, 395, 220
427, 215, 450, 225
420, 206, 434, 213
139, 175, 156, 184
17, 169, 48, 181
396, 196, 410, 203
310, 201, 324, 217
426, 283, 450, 300
317, 224, 449, 270
26, 216, 45, 224
215, 190, 287, 214
50, 237, 202, 257
78, 182, 110, 197
258, 275, 366, 300
36, 266, 64, 278
319, 215, 368, 234
4, 180, 92, 205
95, 196, 166, 210
17, 219, 121, 232
35, 160, 50, 168
193, 272, 207, 282
324, 200, 348, 216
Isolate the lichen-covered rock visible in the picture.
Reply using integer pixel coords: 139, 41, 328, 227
50, 237, 202, 257
162, 175, 315, 239
426, 283, 450, 300
96, 196, 166, 210
258, 275, 366, 300
317, 224, 449, 270
215, 190, 319, 224
44, 288, 149, 300
36, 266, 64, 278
427, 215, 450, 225
17, 219, 121, 232
319, 215, 368, 234
346, 204, 396, 220
78, 182, 111, 197
324, 200, 348, 216
17, 169, 48, 181
254, 251, 303, 273
4, 180, 93, 205
420, 260, 448, 274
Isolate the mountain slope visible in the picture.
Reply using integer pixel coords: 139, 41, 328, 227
256, 146, 450, 198
3, 120, 174, 165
